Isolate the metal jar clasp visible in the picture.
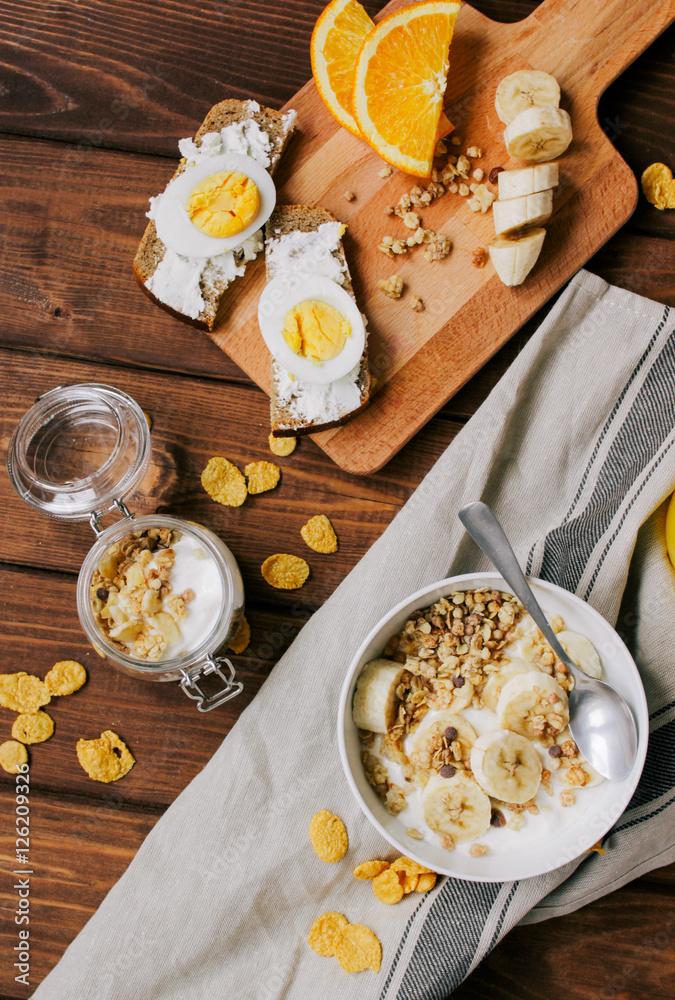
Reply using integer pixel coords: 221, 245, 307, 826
89, 498, 135, 536
180, 656, 243, 712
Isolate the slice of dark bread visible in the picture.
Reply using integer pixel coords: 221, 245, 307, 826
133, 99, 296, 331
264, 206, 371, 437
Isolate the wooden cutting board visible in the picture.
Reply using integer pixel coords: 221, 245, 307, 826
209, 0, 675, 475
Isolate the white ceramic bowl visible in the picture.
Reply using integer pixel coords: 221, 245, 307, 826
338, 573, 648, 882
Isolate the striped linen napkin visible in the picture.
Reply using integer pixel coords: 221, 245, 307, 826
33, 270, 675, 1000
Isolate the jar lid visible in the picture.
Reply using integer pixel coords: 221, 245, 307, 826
7, 384, 151, 521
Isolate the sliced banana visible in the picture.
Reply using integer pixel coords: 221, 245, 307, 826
352, 658, 406, 734
422, 772, 491, 843
504, 106, 573, 163
555, 630, 603, 678
471, 730, 542, 803
493, 191, 552, 236
498, 163, 559, 200
409, 711, 477, 759
488, 228, 546, 286
497, 671, 569, 741
429, 677, 474, 713
495, 69, 561, 125
482, 658, 535, 711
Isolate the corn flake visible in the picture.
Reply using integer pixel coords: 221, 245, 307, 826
268, 432, 296, 457
309, 809, 348, 862
372, 867, 404, 904
334, 923, 382, 974
391, 856, 433, 877
0, 740, 28, 774
16, 675, 51, 714
245, 461, 280, 495
300, 515, 338, 554
229, 615, 251, 654
12, 711, 55, 745
261, 553, 310, 590
416, 872, 438, 892
45, 660, 87, 697
201, 457, 247, 507
77, 730, 135, 783
307, 912, 348, 957
0, 673, 24, 712
641, 162, 675, 210
353, 860, 390, 880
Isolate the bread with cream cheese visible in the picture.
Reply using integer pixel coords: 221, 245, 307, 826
133, 99, 296, 331
265, 206, 371, 437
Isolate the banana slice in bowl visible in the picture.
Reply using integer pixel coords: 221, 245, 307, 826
555, 630, 603, 678
482, 657, 535, 711
471, 730, 542, 803
422, 772, 492, 843
497, 671, 569, 740
495, 69, 561, 125
408, 712, 477, 768
352, 658, 406, 734
429, 676, 474, 713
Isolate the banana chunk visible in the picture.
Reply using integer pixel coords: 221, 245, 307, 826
504, 106, 573, 163
471, 730, 542, 803
495, 69, 561, 125
409, 712, 477, 771
497, 671, 569, 740
488, 228, 546, 286
555, 630, 603, 678
428, 677, 474, 713
422, 773, 491, 843
498, 163, 559, 200
352, 659, 406, 734
482, 658, 535, 711
493, 191, 552, 236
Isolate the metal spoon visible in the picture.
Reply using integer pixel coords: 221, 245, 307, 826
458, 501, 639, 781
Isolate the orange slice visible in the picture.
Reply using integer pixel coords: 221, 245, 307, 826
311, 0, 374, 137
352, 1, 461, 177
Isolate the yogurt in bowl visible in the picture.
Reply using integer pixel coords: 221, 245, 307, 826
338, 573, 648, 882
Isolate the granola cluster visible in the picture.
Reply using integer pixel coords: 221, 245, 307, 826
91, 528, 194, 661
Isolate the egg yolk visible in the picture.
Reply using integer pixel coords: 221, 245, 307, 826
282, 300, 351, 364
186, 170, 259, 238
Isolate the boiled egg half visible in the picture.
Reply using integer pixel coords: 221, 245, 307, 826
153, 152, 276, 258
258, 272, 366, 385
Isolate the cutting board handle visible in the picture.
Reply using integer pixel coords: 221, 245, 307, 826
526, 0, 675, 96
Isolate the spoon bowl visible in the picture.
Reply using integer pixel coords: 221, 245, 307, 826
458, 501, 639, 781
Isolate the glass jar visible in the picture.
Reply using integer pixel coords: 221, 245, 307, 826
7, 383, 244, 712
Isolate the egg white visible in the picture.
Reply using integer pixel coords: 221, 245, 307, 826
258, 272, 366, 385
153, 153, 277, 258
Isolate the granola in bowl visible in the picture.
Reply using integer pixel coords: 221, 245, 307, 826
352, 587, 606, 858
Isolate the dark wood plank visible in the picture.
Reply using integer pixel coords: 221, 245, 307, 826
0, 787, 157, 999
0, 348, 461, 607
0, 562, 309, 807
453, 875, 675, 1000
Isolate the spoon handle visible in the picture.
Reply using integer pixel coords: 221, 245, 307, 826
458, 502, 582, 682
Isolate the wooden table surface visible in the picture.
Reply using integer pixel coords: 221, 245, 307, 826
0, 1, 674, 997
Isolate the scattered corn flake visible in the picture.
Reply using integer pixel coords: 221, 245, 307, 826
300, 515, 338, 554
229, 615, 251, 655
391, 856, 433, 876
245, 461, 280, 495
0, 740, 28, 774
201, 457, 247, 507
309, 809, 348, 862
334, 923, 382, 974
641, 162, 675, 210
268, 432, 296, 457
76, 730, 135, 783
143, 411, 153, 430
415, 872, 438, 892
45, 660, 87, 697
588, 840, 606, 855
0, 673, 24, 712
308, 912, 348, 957
261, 553, 310, 590
16, 675, 51, 714
12, 711, 55, 745
353, 859, 390, 881
372, 867, 404, 905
